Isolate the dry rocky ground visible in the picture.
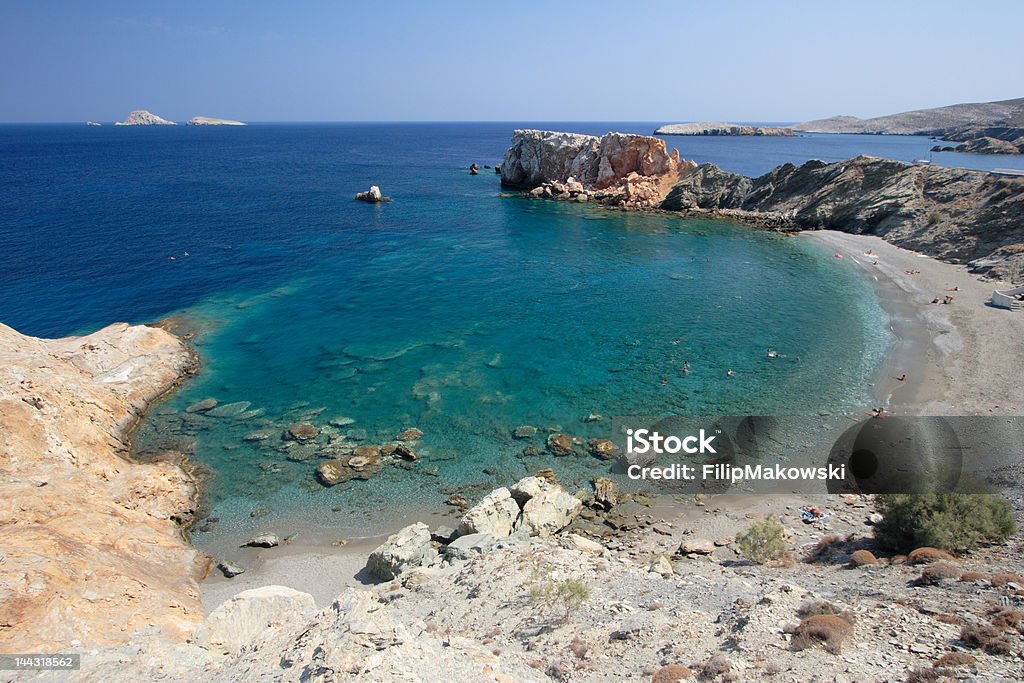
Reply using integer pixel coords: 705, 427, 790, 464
22, 476, 1024, 683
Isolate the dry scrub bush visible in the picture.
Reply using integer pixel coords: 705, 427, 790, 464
651, 663, 693, 682
960, 623, 1014, 655
790, 614, 854, 654
908, 547, 955, 565
933, 651, 975, 668
958, 571, 986, 582
990, 609, 1024, 630
735, 516, 787, 564
699, 653, 731, 679
934, 613, 965, 626
915, 562, 961, 586
990, 571, 1024, 587
849, 549, 878, 567
797, 600, 844, 619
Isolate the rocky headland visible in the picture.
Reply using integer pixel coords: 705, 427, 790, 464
659, 155, 1024, 281
115, 110, 177, 126
0, 322, 204, 652
500, 129, 692, 208
795, 97, 1024, 155
186, 116, 247, 126
655, 122, 795, 137
502, 130, 1024, 283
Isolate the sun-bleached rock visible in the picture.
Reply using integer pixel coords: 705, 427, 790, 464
194, 585, 316, 655
115, 109, 176, 125
366, 522, 436, 580
0, 321, 202, 652
456, 487, 521, 538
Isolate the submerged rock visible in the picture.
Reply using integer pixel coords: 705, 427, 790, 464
546, 433, 574, 456
286, 422, 318, 441
366, 522, 435, 580
396, 427, 423, 441
186, 398, 218, 413
316, 459, 346, 486
512, 425, 537, 439
588, 438, 619, 460
206, 401, 252, 418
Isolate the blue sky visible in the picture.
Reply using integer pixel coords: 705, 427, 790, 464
1, 0, 1022, 122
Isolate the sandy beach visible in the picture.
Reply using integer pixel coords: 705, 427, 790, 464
806, 230, 1024, 416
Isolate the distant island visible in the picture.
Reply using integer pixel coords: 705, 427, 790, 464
115, 109, 176, 126
655, 121, 794, 136
187, 116, 246, 126
795, 96, 1024, 155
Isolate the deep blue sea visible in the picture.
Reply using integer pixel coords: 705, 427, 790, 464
3, 122, 1022, 540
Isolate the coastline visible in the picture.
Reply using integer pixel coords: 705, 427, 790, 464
805, 230, 1024, 416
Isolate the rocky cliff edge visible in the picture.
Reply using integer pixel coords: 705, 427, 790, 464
0, 322, 204, 651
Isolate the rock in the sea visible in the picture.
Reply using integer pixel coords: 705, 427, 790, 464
316, 459, 346, 486
366, 522, 435, 580
446, 493, 469, 510
217, 560, 245, 578
355, 185, 391, 202
286, 422, 318, 441
328, 416, 356, 427
115, 109, 176, 126
588, 438, 619, 460
194, 585, 316, 655
501, 129, 688, 208
512, 425, 537, 439
456, 487, 521, 538
546, 433, 574, 456
243, 533, 280, 548
396, 427, 423, 441
206, 401, 252, 418
186, 116, 246, 126
186, 398, 218, 413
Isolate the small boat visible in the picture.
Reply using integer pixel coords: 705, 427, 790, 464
86, 121, 101, 126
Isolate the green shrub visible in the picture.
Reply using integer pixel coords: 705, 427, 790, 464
926, 210, 944, 226
874, 493, 1015, 553
528, 562, 590, 624
735, 516, 787, 564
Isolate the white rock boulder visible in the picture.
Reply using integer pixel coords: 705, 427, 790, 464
194, 585, 316, 655
456, 487, 521, 538
366, 522, 435, 580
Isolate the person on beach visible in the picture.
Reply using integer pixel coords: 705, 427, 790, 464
943, 295, 954, 304
895, 374, 906, 382
869, 407, 886, 419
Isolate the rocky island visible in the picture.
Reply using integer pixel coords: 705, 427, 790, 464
186, 116, 247, 126
115, 109, 177, 126
655, 121, 795, 136
500, 129, 690, 208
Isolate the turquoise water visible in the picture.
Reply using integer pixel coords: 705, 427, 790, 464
134, 200, 891, 537
0, 122, 948, 539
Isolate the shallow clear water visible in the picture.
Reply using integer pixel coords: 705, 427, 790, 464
5, 122, 1010, 538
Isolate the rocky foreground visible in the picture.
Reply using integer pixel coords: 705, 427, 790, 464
34, 472, 1024, 682
0, 322, 204, 652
